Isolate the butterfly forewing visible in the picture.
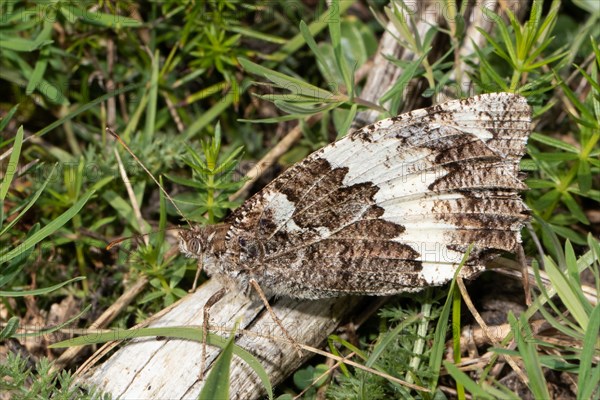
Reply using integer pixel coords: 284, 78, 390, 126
216, 93, 531, 299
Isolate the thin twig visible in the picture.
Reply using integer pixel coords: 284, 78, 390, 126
113, 148, 149, 245
456, 277, 529, 386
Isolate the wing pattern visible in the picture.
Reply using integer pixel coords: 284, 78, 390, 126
219, 93, 531, 299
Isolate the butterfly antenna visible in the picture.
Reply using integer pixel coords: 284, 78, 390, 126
106, 236, 131, 250
106, 227, 181, 251
106, 127, 193, 229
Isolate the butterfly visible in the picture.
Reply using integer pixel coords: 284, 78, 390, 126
178, 93, 531, 299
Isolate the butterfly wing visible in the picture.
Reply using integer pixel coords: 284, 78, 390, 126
223, 93, 531, 299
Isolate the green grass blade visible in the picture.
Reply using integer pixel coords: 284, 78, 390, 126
0, 277, 85, 297
429, 246, 472, 392
184, 82, 245, 140
0, 104, 19, 133
0, 317, 20, 340
509, 313, 551, 400
34, 83, 142, 138
267, 1, 354, 64
50, 326, 273, 399
327, 334, 369, 361
102, 188, 151, 234
380, 52, 428, 105
565, 240, 582, 287
0, 126, 23, 201
143, 50, 159, 146
530, 132, 579, 153
60, 6, 142, 28
25, 22, 52, 95
335, 103, 357, 139
13, 305, 92, 339
239, 58, 332, 100
0, 223, 39, 288
329, 0, 353, 96
452, 283, 465, 399
429, 280, 454, 392
577, 304, 600, 400
365, 313, 421, 368
0, 164, 57, 236
544, 256, 590, 330
0, 34, 38, 51
198, 328, 236, 400
299, 21, 335, 84
443, 361, 495, 400
0, 189, 95, 264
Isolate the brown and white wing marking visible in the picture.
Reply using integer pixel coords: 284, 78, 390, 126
224, 93, 531, 299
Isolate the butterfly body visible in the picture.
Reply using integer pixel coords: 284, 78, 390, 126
179, 93, 531, 299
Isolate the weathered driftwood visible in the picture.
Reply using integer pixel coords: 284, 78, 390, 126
78, 1, 515, 398
81, 278, 360, 398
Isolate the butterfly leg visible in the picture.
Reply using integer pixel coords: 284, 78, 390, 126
190, 258, 204, 292
248, 279, 303, 357
199, 287, 227, 380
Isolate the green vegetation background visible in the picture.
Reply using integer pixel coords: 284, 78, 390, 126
1, 0, 598, 399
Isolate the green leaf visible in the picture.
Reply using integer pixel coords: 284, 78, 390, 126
60, 6, 142, 28
143, 50, 160, 146
530, 132, 579, 153
577, 160, 592, 193
443, 361, 495, 399
525, 178, 557, 189
199, 328, 236, 400
334, 103, 357, 139
0, 126, 24, 201
427, 245, 474, 394
1, 189, 95, 264
543, 256, 590, 330
16, 307, 92, 342
184, 82, 244, 140
102, 188, 151, 234
0, 317, 20, 340
366, 313, 421, 368
0, 34, 39, 51
329, 0, 353, 97
35, 83, 142, 138
561, 192, 589, 225
381, 52, 428, 105
509, 312, 551, 400
238, 114, 311, 123
577, 304, 600, 400
274, 100, 339, 115
0, 104, 19, 132
239, 58, 333, 100
50, 326, 273, 399
299, 21, 335, 84
564, 240, 581, 287
327, 334, 369, 362
0, 223, 39, 288
572, 0, 600, 13
25, 21, 53, 95
0, 277, 85, 297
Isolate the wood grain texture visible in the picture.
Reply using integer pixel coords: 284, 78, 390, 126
82, 278, 361, 398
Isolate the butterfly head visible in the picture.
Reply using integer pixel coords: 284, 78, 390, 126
179, 229, 208, 258
178, 224, 228, 259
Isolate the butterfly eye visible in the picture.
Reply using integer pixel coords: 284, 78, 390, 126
187, 238, 201, 255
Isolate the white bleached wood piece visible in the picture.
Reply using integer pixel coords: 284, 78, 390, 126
81, 278, 360, 399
